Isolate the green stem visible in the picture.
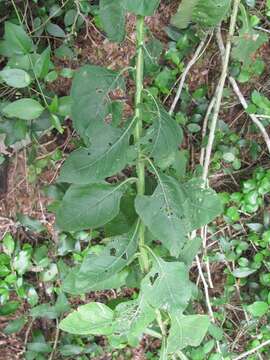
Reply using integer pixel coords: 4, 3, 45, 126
134, 16, 149, 274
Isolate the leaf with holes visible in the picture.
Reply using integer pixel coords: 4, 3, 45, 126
59, 120, 134, 185
99, 0, 126, 43
140, 258, 193, 312
59, 302, 113, 335
144, 102, 183, 168
71, 65, 125, 141
62, 223, 139, 294
111, 296, 155, 346
167, 314, 210, 352
135, 175, 222, 256
56, 182, 124, 232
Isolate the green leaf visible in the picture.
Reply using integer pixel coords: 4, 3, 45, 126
111, 297, 155, 346
63, 223, 139, 294
125, 0, 160, 16
46, 22, 66, 38
179, 236, 202, 267
135, 175, 222, 256
167, 314, 210, 352
71, 65, 125, 140
59, 120, 133, 184
4, 22, 33, 55
144, 102, 183, 168
56, 182, 124, 232
251, 90, 270, 116
171, 0, 231, 29
34, 47, 51, 79
59, 302, 114, 335
2, 233, 15, 256
232, 267, 256, 278
0, 68, 31, 88
30, 304, 58, 320
3, 317, 27, 335
99, 0, 126, 42
27, 342, 52, 353
247, 301, 269, 317
13, 250, 31, 275
140, 258, 193, 312
3, 98, 44, 120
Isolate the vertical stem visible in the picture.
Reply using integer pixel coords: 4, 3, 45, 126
134, 16, 149, 273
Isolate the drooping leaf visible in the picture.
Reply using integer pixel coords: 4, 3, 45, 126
179, 236, 202, 267
140, 258, 193, 312
71, 65, 125, 140
2, 98, 44, 120
59, 302, 114, 335
144, 102, 183, 168
171, 0, 231, 29
125, 0, 160, 16
167, 314, 210, 353
4, 22, 33, 55
111, 296, 155, 346
99, 0, 126, 43
56, 182, 124, 232
0, 68, 31, 88
59, 119, 134, 184
63, 223, 139, 294
135, 175, 222, 256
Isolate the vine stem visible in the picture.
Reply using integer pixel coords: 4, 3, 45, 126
202, 0, 240, 181
134, 16, 149, 274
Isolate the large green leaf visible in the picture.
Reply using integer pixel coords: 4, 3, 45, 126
99, 0, 126, 43
56, 183, 124, 231
171, 0, 231, 29
4, 22, 33, 55
125, 0, 160, 16
135, 175, 222, 256
111, 296, 155, 346
59, 302, 113, 336
3, 99, 44, 120
144, 102, 183, 168
167, 314, 210, 353
71, 65, 125, 140
140, 258, 193, 312
59, 120, 134, 184
0, 68, 31, 88
62, 223, 139, 294
34, 47, 51, 79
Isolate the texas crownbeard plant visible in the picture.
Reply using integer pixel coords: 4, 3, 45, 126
56, 0, 228, 358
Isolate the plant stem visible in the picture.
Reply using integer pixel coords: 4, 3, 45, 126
134, 16, 149, 274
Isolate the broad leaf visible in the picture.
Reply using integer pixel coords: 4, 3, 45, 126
63, 223, 139, 294
59, 120, 134, 184
0, 68, 31, 88
111, 296, 155, 346
171, 0, 231, 29
4, 22, 33, 55
140, 258, 193, 312
144, 102, 183, 168
2, 98, 44, 120
125, 0, 160, 16
59, 302, 113, 335
99, 0, 126, 43
56, 182, 124, 232
135, 175, 222, 256
71, 65, 125, 140
167, 314, 210, 353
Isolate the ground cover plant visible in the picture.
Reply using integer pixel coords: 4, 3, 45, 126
1, 0, 270, 359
